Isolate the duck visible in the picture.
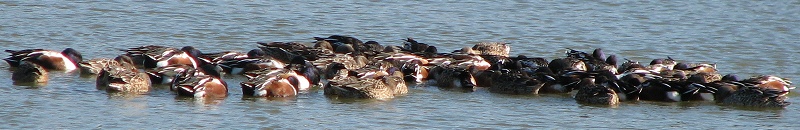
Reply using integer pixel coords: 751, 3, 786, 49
574, 78, 620, 106
720, 86, 791, 108
476, 54, 553, 93
79, 58, 114, 75
426, 65, 478, 91
740, 75, 793, 95
470, 42, 510, 57
485, 69, 553, 94
96, 55, 150, 93
241, 68, 312, 97
145, 64, 195, 84
4, 48, 83, 71
286, 56, 322, 86
257, 41, 332, 62
171, 64, 228, 98
324, 74, 407, 99
382, 52, 430, 82
691, 74, 791, 107
637, 78, 682, 102
706, 74, 745, 101
427, 53, 492, 71
11, 61, 48, 84
565, 48, 617, 74
122, 46, 202, 69
197, 49, 264, 64
217, 56, 286, 74
321, 58, 407, 99
592, 70, 639, 102
398, 38, 439, 58
678, 74, 719, 101
616, 72, 648, 101
541, 58, 591, 93
312, 53, 370, 71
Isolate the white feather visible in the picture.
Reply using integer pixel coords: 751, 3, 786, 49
294, 75, 311, 91
193, 91, 206, 98
156, 58, 171, 68
39, 51, 77, 71
162, 77, 173, 84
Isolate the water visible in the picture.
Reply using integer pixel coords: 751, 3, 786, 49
1, 0, 799, 129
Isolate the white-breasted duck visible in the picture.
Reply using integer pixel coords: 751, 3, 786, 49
241, 68, 312, 97
122, 46, 203, 69
171, 64, 228, 98
4, 48, 83, 71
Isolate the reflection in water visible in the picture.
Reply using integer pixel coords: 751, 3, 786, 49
106, 92, 146, 99
241, 96, 297, 102
174, 96, 227, 107
12, 82, 48, 88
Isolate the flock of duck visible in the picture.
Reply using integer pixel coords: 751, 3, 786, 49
3, 35, 794, 108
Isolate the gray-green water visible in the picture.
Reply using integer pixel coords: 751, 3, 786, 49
2, 1, 799, 129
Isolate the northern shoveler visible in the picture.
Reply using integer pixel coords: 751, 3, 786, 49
241, 68, 311, 97
4, 48, 83, 71
122, 46, 202, 69
172, 64, 228, 98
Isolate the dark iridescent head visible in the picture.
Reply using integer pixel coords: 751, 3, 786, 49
284, 75, 300, 88
516, 55, 528, 59
247, 49, 266, 58
673, 63, 690, 70
383, 45, 400, 52
722, 74, 740, 82
61, 48, 83, 63
405, 37, 418, 44
424, 46, 438, 54
649, 59, 663, 65
548, 58, 569, 74
365, 41, 383, 50
334, 44, 355, 54
605, 55, 617, 66
672, 71, 687, 79
199, 63, 223, 78
181, 46, 202, 57
289, 56, 307, 65
592, 48, 606, 61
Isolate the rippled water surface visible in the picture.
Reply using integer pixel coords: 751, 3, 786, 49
2, 1, 799, 129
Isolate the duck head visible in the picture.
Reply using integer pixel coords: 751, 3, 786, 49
61, 48, 83, 66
